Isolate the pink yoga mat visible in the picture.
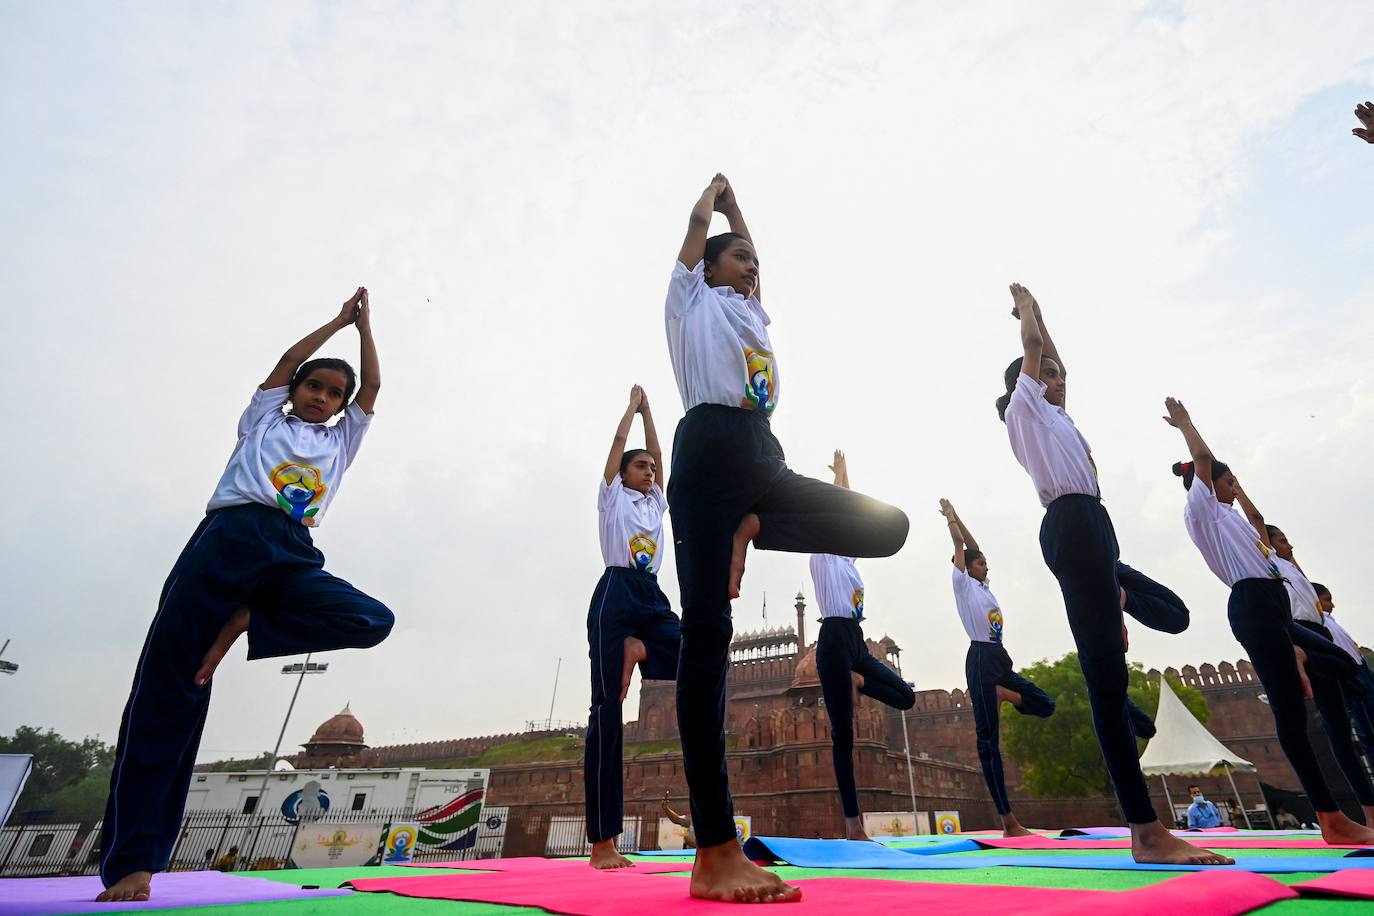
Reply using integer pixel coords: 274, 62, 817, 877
1291, 870, 1374, 900
0, 871, 350, 915
348, 865, 1293, 915
400, 856, 692, 874
973, 835, 1368, 850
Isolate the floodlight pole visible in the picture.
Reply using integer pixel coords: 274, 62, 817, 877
252, 653, 320, 817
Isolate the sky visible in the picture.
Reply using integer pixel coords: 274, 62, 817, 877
1, 0, 1372, 765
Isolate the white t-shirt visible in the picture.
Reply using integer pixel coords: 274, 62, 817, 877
1182, 480, 1282, 587
1324, 616, 1365, 664
951, 565, 1005, 644
1004, 373, 1099, 507
1274, 556, 1323, 624
598, 474, 667, 574
809, 554, 865, 620
665, 259, 779, 416
207, 386, 372, 527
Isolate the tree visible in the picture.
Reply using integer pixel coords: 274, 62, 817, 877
0, 727, 114, 816
1001, 652, 1207, 798
199, 752, 275, 773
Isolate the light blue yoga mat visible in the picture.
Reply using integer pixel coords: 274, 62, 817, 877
743, 835, 1374, 873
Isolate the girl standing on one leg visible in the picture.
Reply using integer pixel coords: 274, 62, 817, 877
997, 284, 1228, 865
810, 450, 916, 842
1266, 527, 1374, 826
585, 385, 682, 869
1313, 583, 1374, 767
98, 289, 395, 902
666, 175, 909, 903
939, 498, 1054, 838
1163, 397, 1374, 844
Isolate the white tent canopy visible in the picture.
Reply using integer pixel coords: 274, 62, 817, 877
1139, 677, 1257, 828
1140, 676, 1255, 777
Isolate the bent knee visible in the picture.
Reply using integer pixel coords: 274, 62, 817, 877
359, 601, 395, 647
874, 506, 910, 556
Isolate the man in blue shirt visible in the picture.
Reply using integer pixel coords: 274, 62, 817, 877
1186, 785, 1221, 828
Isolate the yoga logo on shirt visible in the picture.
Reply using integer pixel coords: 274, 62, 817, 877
629, 533, 658, 572
987, 607, 1004, 642
741, 347, 777, 415
1256, 540, 1283, 579
851, 588, 865, 619
270, 461, 327, 526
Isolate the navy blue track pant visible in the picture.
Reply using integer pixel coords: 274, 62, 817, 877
1293, 620, 1374, 806
816, 617, 915, 818
1346, 663, 1374, 767
1227, 578, 1341, 812
1039, 494, 1190, 825
965, 642, 1055, 815
668, 405, 909, 846
100, 504, 394, 886
584, 566, 681, 843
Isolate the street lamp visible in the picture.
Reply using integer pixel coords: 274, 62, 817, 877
252, 653, 329, 814
0, 639, 17, 675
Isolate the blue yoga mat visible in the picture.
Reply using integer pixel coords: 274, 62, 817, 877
743, 836, 1374, 873
875, 838, 985, 855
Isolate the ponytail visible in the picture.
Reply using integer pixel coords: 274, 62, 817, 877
995, 357, 1023, 422
1172, 458, 1231, 491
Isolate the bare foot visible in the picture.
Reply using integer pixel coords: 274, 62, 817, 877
96, 871, 152, 902
690, 839, 800, 903
589, 839, 633, 869
728, 514, 761, 600
1294, 647, 1314, 700
1317, 809, 1374, 845
620, 636, 647, 703
1001, 813, 1034, 837
996, 685, 1022, 709
194, 605, 250, 687
1130, 820, 1233, 865
843, 816, 872, 842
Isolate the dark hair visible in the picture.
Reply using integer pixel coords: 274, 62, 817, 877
1188, 785, 1201, 792
964, 548, 984, 566
995, 357, 1023, 422
1311, 582, 1330, 597
289, 358, 357, 413
1264, 524, 1282, 541
704, 232, 748, 266
619, 448, 652, 476
1171, 459, 1231, 490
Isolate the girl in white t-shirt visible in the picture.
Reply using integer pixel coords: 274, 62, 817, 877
997, 285, 1224, 867
939, 499, 1054, 837
585, 386, 681, 869
809, 451, 916, 842
665, 175, 908, 902
98, 289, 395, 903
1164, 398, 1374, 846
1265, 525, 1374, 825
1313, 583, 1374, 769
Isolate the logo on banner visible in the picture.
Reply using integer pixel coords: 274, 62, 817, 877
383, 823, 419, 863
935, 811, 961, 834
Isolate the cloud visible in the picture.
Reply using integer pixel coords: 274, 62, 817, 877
0, 1, 1371, 760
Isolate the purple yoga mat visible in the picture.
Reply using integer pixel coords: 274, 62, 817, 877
0, 871, 351, 915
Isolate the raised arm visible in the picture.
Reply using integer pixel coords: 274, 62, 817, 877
939, 498, 978, 570
353, 289, 380, 415
261, 288, 363, 390
677, 174, 728, 269
661, 791, 690, 826
827, 449, 849, 489
1010, 283, 1043, 383
1354, 101, 1374, 144
639, 388, 664, 489
714, 177, 761, 301
603, 386, 644, 486
1231, 480, 1272, 551
1162, 398, 1217, 494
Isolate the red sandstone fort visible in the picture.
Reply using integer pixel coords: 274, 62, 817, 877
276, 594, 1364, 853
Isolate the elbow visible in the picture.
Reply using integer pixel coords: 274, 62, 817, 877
1022, 332, 1044, 349
359, 379, 381, 397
